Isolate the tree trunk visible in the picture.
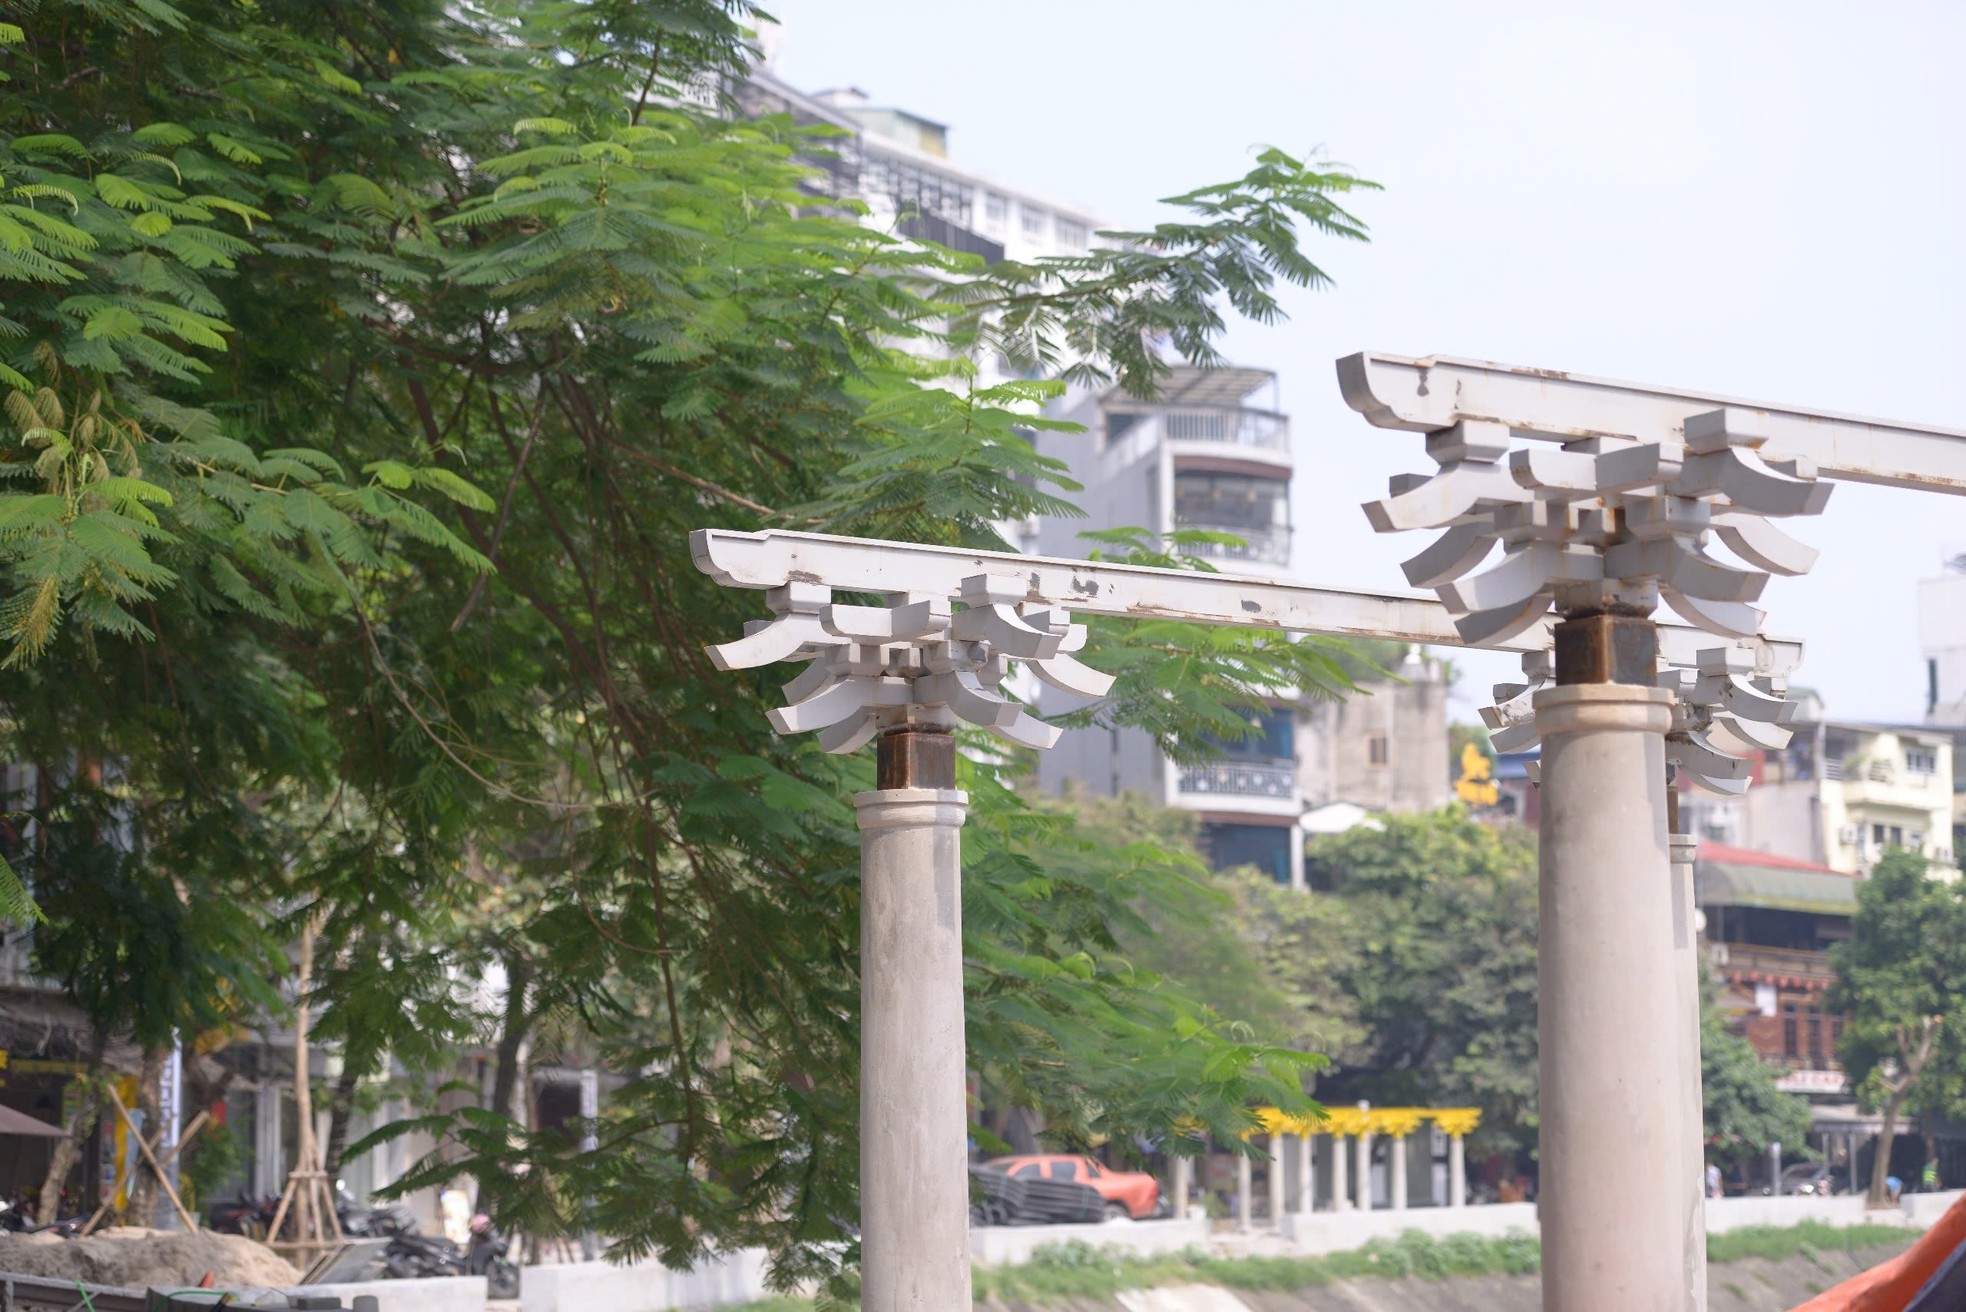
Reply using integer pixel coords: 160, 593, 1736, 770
125, 1045, 165, 1225
322, 1066, 362, 1179
477, 951, 531, 1208
1870, 1097, 1902, 1207
38, 1033, 107, 1224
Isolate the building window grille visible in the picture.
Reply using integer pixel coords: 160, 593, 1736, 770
1368, 735, 1390, 767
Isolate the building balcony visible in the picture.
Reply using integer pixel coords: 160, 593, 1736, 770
1175, 522, 1291, 568
1164, 407, 1290, 454
1177, 759, 1296, 801
1709, 942, 1837, 987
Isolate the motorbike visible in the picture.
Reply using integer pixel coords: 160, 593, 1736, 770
383, 1214, 519, 1299
336, 1198, 419, 1238
207, 1191, 280, 1239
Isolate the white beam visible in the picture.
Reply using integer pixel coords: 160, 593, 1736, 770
690, 529, 1803, 676
1338, 352, 1966, 496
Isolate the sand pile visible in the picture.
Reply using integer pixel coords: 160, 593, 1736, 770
0, 1227, 301, 1289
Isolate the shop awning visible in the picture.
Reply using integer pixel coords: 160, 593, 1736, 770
0, 1105, 66, 1138
1697, 843, 1857, 916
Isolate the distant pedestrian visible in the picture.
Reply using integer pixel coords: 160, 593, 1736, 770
1924, 1160, 1940, 1193
1706, 1162, 1723, 1200
1888, 1174, 1905, 1203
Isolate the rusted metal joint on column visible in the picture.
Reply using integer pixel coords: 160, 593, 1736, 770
1553, 610, 1659, 686
877, 727, 956, 791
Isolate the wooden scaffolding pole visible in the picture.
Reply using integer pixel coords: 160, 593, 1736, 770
265, 910, 342, 1263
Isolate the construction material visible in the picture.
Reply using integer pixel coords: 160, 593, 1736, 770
0, 1228, 300, 1288
266, 913, 343, 1265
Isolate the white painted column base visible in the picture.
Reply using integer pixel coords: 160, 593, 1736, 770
1296, 1131, 1315, 1218
1390, 1135, 1408, 1212
1448, 1134, 1467, 1209
856, 788, 972, 1312
1673, 830, 1710, 1312
1534, 685, 1688, 1312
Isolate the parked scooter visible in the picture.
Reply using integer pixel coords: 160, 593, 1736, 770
206, 1191, 280, 1239
382, 1214, 519, 1299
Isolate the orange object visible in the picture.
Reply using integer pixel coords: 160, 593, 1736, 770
1791, 1194, 1966, 1311
980, 1154, 1161, 1219
197, 1272, 215, 1288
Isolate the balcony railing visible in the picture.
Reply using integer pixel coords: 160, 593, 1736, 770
1178, 759, 1296, 799
1175, 522, 1292, 566
1710, 942, 1837, 984
1163, 409, 1290, 452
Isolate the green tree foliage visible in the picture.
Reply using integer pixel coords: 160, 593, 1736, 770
1293, 810, 1541, 1157
1, 0, 1379, 1283
1829, 850, 1964, 1203
1698, 969, 1813, 1171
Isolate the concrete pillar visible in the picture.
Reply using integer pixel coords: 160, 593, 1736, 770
1448, 1134, 1466, 1209
1267, 1134, 1286, 1232
1355, 1131, 1373, 1212
856, 781, 972, 1312
1236, 1151, 1253, 1233
1390, 1135, 1408, 1212
1297, 1131, 1314, 1216
1535, 682, 1687, 1312
1331, 1134, 1350, 1211
1671, 820, 1709, 1312
1171, 1153, 1191, 1221
1288, 823, 1306, 892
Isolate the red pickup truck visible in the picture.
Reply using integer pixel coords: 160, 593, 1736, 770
982, 1154, 1160, 1220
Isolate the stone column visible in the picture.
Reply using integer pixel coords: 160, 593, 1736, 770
1448, 1134, 1466, 1209
1390, 1134, 1408, 1212
857, 728, 972, 1312
1268, 1134, 1287, 1232
1355, 1129, 1373, 1212
1535, 679, 1687, 1312
1297, 1131, 1315, 1216
1171, 1153, 1191, 1221
1237, 1151, 1253, 1234
1671, 808, 1709, 1312
1331, 1133, 1350, 1211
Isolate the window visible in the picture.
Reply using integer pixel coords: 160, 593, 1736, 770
1173, 472, 1289, 531
1010, 1163, 1042, 1179
1020, 207, 1045, 238
1201, 823, 1293, 884
1907, 747, 1938, 776
1783, 1002, 1799, 1058
984, 193, 1007, 226
1080, 1159, 1103, 1177
1892, 826, 1905, 847
1873, 824, 1887, 849
1056, 218, 1087, 249
1369, 735, 1390, 767
1049, 1160, 1080, 1182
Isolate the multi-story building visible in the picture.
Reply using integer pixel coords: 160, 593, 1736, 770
1033, 370, 1449, 886
1917, 555, 1966, 866
1695, 842, 1879, 1173
1921, 553, 1966, 727
1680, 697, 1959, 878
736, 66, 1456, 880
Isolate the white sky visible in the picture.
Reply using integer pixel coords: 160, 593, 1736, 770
774, 1, 1966, 723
